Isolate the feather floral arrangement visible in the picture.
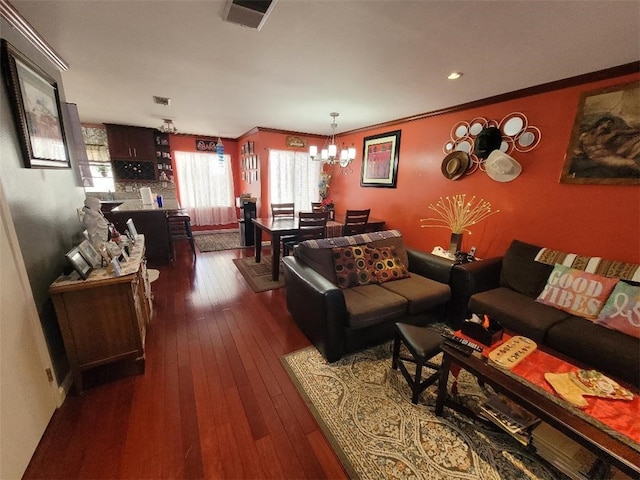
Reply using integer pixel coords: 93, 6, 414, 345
420, 194, 499, 234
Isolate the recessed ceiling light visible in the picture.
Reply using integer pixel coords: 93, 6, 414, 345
448, 72, 463, 80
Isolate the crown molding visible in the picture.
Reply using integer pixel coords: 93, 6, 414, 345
0, 0, 68, 71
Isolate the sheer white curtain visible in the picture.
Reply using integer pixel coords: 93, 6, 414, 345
174, 151, 236, 226
269, 150, 321, 210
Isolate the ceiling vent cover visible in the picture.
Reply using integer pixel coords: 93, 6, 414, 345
222, 0, 277, 30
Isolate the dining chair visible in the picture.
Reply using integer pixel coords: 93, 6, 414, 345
311, 202, 324, 213
343, 209, 370, 235
271, 203, 295, 217
283, 211, 328, 256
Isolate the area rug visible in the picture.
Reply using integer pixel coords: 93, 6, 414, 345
232, 256, 284, 292
194, 232, 246, 252
282, 341, 565, 480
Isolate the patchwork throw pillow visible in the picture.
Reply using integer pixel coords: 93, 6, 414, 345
596, 282, 640, 339
370, 246, 410, 284
332, 245, 377, 288
536, 264, 619, 320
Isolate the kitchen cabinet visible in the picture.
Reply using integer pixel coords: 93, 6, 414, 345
105, 124, 156, 161
49, 236, 152, 393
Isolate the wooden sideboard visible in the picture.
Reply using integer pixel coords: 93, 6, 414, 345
50, 236, 152, 393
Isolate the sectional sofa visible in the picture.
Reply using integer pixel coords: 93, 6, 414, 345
448, 239, 640, 387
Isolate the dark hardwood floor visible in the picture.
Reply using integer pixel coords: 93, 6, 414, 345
24, 242, 348, 479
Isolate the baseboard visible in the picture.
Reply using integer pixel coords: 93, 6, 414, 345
192, 228, 239, 236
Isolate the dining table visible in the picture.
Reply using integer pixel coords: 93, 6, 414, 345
251, 215, 386, 281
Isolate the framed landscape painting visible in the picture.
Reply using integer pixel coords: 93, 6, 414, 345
1, 40, 70, 169
361, 130, 401, 188
560, 81, 639, 185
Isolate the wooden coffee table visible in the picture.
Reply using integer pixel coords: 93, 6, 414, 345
434, 343, 640, 478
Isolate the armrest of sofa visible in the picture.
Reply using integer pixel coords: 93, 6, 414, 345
447, 257, 503, 328
406, 248, 455, 285
282, 256, 348, 362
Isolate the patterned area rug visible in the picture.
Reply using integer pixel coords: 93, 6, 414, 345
282, 341, 565, 480
232, 255, 284, 292
194, 232, 246, 252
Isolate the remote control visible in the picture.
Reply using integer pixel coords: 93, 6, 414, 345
441, 330, 484, 352
443, 339, 474, 356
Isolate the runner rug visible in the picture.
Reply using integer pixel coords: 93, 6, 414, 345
282, 342, 565, 480
194, 232, 245, 252
232, 256, 284, 292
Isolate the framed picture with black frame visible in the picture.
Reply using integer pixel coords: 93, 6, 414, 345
65, 246, 93, 280
78, 239, 102, 268
1, 39, 70, 169
360, 130, 401, 188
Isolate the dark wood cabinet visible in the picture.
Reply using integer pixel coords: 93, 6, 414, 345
105, 124, 156, 161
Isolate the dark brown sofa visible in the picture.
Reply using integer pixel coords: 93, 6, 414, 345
448, 239, 640, 387
282, 230, 453, 362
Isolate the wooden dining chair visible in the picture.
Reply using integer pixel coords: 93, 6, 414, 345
343, 209, 370, 235
271, 203, 295, 217
283, 211, 328, 256
311, 202, 324, 213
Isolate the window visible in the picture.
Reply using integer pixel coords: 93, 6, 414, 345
81, 126, 115, 193
174, 151, 236, 226
269, 150, 321, 210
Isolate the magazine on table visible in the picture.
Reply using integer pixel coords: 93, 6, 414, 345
479, 394, 540, 435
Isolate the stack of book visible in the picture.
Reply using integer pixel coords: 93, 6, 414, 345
479, 394, 540, 446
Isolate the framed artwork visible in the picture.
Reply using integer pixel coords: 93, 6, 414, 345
360, 130, 401, 188
560, 80, 640, 185
1, 40, 70, 168
65, 246, 93, 280
78, 239, 102, 268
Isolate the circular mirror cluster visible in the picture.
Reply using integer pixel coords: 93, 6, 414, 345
443, 113, 541, 175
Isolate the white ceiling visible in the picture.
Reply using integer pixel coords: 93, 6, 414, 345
9, 0, 640, 139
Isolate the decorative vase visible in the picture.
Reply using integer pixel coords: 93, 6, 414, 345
449, 232, 463, 254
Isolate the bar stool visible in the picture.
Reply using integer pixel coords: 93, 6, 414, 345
167, 209, 196, 259
392, 322, 444, 404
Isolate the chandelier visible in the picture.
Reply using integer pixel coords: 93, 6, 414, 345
309, 112, 356, 169
158, 118, 177, 134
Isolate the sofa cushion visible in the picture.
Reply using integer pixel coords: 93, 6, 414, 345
596, 281, 640, 339
342, 284, 407, 329
545, 316, 640, 387
500, 239, 554, 298
536, 264, 619, 320
371, 246, 410, 284
469, 287, 570, 343
332, 245, 377, 288
380, 273, 451, 315
295, 230, 405, 285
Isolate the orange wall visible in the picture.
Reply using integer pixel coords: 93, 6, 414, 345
322, 73, 640, 263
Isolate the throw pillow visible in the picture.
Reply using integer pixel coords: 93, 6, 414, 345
595, 281, 640, 339
536, 264, 619, 320
370, 245, 410, 284
332, 245, 376, 288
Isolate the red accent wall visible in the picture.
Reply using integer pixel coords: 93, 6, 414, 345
323, 73, 640, 262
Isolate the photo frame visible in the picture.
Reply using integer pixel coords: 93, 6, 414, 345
65, 246, 93, 280
78, 239, 102, 268
360, 130, 401, 188
560, 80, 640, 185
1, 40, 70, 169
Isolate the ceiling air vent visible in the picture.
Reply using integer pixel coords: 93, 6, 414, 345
222, 0, 277, 30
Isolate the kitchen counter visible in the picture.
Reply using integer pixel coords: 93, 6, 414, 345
111, 198, 180, 212
104, 198, 182, 263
